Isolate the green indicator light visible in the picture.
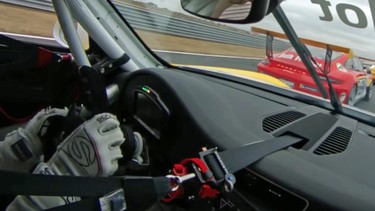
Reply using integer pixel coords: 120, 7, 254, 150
142, 87, 151, 93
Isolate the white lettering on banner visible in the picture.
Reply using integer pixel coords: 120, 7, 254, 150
312, 0, 375, 29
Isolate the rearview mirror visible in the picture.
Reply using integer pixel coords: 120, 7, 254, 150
180, 0, 278, 24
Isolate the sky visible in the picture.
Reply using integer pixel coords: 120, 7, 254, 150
134, 0, 375, 60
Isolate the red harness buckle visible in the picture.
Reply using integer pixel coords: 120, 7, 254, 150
162, 157, 220, 202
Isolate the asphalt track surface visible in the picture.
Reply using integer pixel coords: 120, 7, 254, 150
155, 51, 375, 114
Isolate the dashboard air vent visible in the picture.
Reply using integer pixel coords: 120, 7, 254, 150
262, 111, 306, 133
314, 127, 352, 155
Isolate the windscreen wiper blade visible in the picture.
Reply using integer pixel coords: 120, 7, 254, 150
272, 7, 342, 113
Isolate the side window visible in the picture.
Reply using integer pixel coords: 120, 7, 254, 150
345, 59, 355, 70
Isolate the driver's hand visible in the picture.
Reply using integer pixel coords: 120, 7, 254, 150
50, 112, 125, 176
6, 113, 125, 210
0, 108, 68, 172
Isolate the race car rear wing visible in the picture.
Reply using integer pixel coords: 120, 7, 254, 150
251, 26, 353, 59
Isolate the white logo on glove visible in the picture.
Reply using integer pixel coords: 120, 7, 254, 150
96, 113, 113, 124
62, 135, 100, 175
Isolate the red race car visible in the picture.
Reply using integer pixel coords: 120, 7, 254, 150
254, 28, 372, 106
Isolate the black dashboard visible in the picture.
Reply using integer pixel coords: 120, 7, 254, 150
120, 67, 375, 210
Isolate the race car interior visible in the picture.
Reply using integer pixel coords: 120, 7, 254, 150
2, 0, 375, 210
118, 66, 375, 210
3, 43, 375, 210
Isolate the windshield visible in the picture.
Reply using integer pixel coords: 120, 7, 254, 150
2, 0, 374, 114
1, 0, 375, 208
110, 0, 375, 114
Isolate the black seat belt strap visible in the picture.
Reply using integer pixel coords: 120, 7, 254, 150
0, 170, 122, 196
196, 135, 304, 190
45, 198, 100, 211
45, 176, 172, 211
219, 135, 304, 173
0, 171, 172, 211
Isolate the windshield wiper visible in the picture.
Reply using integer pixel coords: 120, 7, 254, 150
272, 6, 343, 113
303, 45, 343, 112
